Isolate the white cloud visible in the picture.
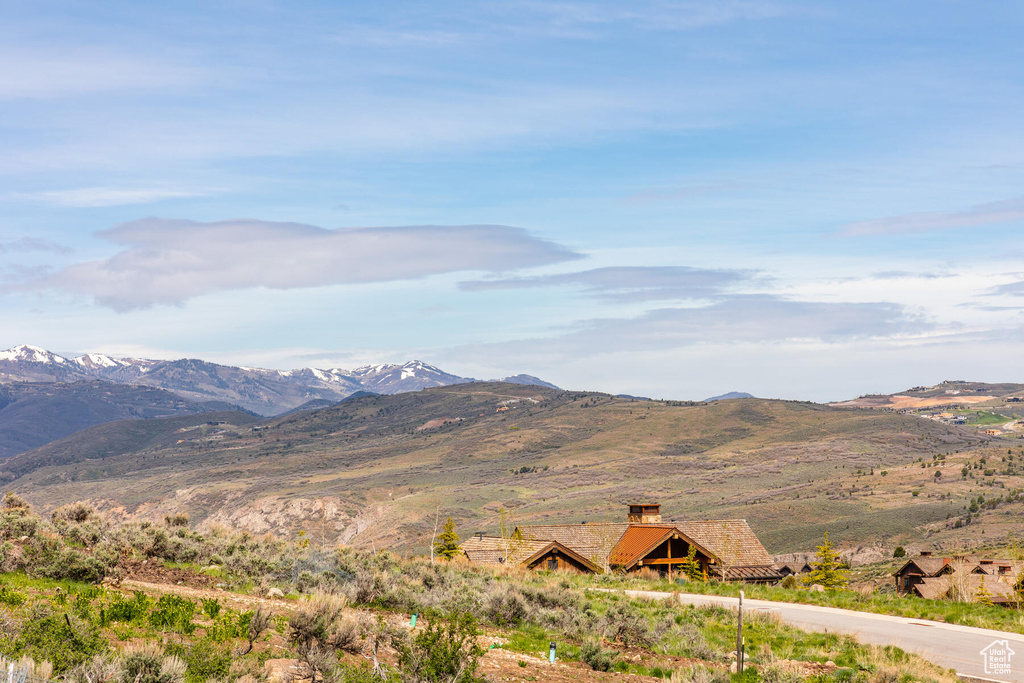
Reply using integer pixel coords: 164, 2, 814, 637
460, 265, 756, 302
838, 196, 1024, 236
5, 187, 211, 208
446, 295, 928, 366
13, 218, 581, 311
0, 48, 204, 100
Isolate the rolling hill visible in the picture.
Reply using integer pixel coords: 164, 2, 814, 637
0, 381, 239, 459
6, 382, 1020, 557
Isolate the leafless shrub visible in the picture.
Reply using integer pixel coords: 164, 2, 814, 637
65, 654, 121, 683
603, 602, 655, 648
51, 502, 94, 524
671, 666, 730, 683
3, 493, 29, 510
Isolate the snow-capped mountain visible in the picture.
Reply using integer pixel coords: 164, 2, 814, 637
0, 344, 69, 365
350, 361, 469, 393
0, 345, 557, 415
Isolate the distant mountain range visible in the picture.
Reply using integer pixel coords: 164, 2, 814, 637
0, 344, 558, 416
704, 391, 755, 401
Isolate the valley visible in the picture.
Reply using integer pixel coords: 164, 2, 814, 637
5, 381, 1021, 557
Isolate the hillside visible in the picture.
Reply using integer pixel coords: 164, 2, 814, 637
0, 381, 235, 459
7, 383, 1021, 556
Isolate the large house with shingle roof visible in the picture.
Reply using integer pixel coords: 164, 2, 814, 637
895, 552, 1022, 604
459, 503, 782, 582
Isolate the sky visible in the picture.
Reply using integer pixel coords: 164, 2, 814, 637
2, 1, 1024, 402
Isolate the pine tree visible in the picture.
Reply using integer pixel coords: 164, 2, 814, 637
805, 532, 849, 589
679, 545, 704, 581
434, 516, 461, 561
975, 576, 994, 606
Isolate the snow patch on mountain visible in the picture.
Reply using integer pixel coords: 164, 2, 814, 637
0, 345, 68, 364
0, 345, 555, 413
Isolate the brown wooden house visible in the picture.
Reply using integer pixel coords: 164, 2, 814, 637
458, 535, 601, 573
894, 552, 956, 593
778, 562, 812, 577
509, 504, 782, 582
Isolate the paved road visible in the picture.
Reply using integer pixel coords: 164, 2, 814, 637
615, 589, 1024, 683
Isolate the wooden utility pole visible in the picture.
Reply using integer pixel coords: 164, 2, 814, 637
736, 590, 744, 673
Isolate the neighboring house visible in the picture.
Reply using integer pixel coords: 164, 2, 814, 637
778, 562, 812, 577
459, 534, 601, 573
896, 552, 1022, 605
460, 503, 781, 582
894, 551, 955, 593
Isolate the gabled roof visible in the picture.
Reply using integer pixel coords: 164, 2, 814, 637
895, 557, 949, 577
522, 540, 602, 573
459, 536, 550, 565
517, 523, 630, 567
913, 576, 950, 600
607, 526, 699, 569
674, 520, 775, 568
914, 568, 1021, 603
459, 535, 602, 572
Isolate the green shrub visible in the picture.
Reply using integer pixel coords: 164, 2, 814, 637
148, 594, 196, 634
0, 585, 26, 606
484, 586, 527, 626
397, 612, 484, 683
603, 602, 655, 648
580, 639, 618, 671
3, 604, 106, 673
164, 638, 230, 683
104, 591, 152, 625
121, 643, 186, 683
200, 597, 221, 620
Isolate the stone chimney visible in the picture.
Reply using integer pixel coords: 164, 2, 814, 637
628, 504, 662, 524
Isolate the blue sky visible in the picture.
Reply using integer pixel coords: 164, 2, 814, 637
2, 1, 1024, 401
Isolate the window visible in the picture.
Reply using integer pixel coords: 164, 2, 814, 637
547, 558, 558, 570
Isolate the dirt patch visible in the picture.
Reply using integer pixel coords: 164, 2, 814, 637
117, 559, 218, 589
418, 418, 458, 430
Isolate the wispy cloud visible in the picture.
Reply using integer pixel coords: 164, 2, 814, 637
0, 48, 204, 100
989, 280, 1024, 297
6, 187, 212, 208
838, 196, 1024, 237
461, 265, 755, 302
0, 237, 72, 254
449, 295, 928, 364
11, 218, 581, 311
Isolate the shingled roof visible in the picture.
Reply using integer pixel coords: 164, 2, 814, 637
914, 567, 1020, 604
459, 535, 602, 572
895, 557, 950, 578
459, 536, 550, 565
517, 523, 630, 569
674, 520, 775, 568
607, 526, 683, 569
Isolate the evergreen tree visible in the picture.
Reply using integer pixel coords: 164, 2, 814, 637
805, 532, 849, 589
679, 545, 704, 581
975, 576, 994, 606
434, 516, 461, 561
